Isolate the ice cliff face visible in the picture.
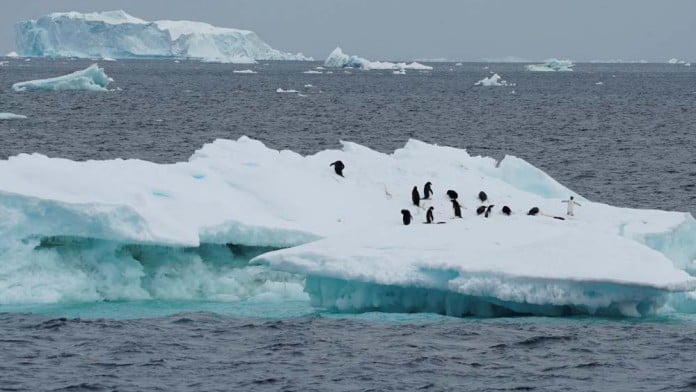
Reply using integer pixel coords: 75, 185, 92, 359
14, 10, 310, 63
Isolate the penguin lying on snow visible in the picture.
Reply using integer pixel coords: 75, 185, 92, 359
527, 207, 540, 216
484, 205, 495, 218
330, 160, 345, 177
502, 206, 511, 215
478, 191, 488, 203
476, 205, 487, 215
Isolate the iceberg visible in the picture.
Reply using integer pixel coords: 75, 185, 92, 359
0, 136, 694, 316
14, 10, 310, 63
475, 73, 512, 87
526, 58, 574, 72
12, 64, 113, 92
324, 47, 433, 71
0, 113, 27, 120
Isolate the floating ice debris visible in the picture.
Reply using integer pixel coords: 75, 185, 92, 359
455, 62, 463, 66
475, 73, 513, 87
304, 84, 314, 88
276, 88, 298, 93
324, 47, 433, 71
0, 61, 8, 66
0, 113, 28, 120
12, 64, 113, 92
15, 10, 311, 63
595, 81, 603, 85
668, 58, 679, 64
6, 51, 18, 58
303, 70, 322, 74
526, 58, 574, 72
233, 69, 257, 74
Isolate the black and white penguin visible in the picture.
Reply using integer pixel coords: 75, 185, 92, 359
478, 191, 488, 203
484, 205, 495, 218
423, 182, 433, 200
527, 207, 540, 216
452, 200, 463, 218
329, 160, 345, 177
411, 186, 421, 207
426, 206, 434, 224
502, 206, 511, 216
446, 190, 459, 200
401, 209, 413, 225
476, 205, 487, 215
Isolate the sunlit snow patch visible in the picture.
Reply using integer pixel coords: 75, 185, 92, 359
12, 64, 113, 92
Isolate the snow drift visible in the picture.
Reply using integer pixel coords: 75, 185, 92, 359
324, 47, 433, 71
12, 64, 113, 92
14, 10, 310, 63
0, 136, 694, 316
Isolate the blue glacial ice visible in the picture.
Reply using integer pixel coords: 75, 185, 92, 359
14, 10, 311, 63
12, 63, 113, 92
0, 137, 695, 316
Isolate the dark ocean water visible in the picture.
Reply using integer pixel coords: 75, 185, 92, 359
1, 59, 696, 391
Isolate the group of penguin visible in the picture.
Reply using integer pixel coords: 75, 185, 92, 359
328, 160, 545, 226
400, 184, 526, 226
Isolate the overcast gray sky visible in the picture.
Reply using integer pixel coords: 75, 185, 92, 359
1, 0, 694, 61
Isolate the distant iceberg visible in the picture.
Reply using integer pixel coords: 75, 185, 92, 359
526, 58, 574, 72
475, 73, 513, 87
14, 10, 311, 63
6, 51, 18, 58
324, 47, 433, 71
0, 112, 27, 120
12, 63, 113, 92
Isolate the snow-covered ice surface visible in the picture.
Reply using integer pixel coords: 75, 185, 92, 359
526, 59, 574, 72
475, 73, 513, 86
11, 64, 113, 92
14, 10, 310, 63
324, 47, 433, 71
0, 113, 28, 120
1, 137, 694, 316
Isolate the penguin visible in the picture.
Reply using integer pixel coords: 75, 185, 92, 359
426, 206, 434, 224
527, 207, 540, 216
423, 182, 433, 200
502, 206, 511, 216
401, 209, 413, 225
478, 191, 488, 203
411, 186, 421, 207
484, 205, 495, 218
446, 190, 459, 200
476, 205, 487, 215
452, 200, 463, 218
329, 160, 345, 177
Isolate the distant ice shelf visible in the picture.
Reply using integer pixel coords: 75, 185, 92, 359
14, 10, 311, 63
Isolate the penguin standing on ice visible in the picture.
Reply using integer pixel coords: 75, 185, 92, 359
478, 191, 488, 204
412, 186, 421, 207
401, 209, 413, 225
452, 200, 463, 218
330, 160, 345, 177
423, 182, 433, 200
484, 205, 495, 218
426, 206, 434, 224
476, 205, 487, 215
502, 206, 511, 216
447, 190, 459, 201
561, 196, 582, 216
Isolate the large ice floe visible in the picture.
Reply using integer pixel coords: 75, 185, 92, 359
526, 58, 574, 72
12, 64, 112, 92
0, 136, 694, 316
14, 10, 310, 63
324, 47, 433, 71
